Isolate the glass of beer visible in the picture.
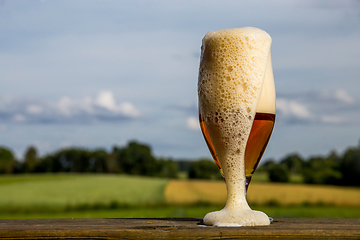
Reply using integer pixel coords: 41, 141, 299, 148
200, 52, 276, 192
198, 27, 274, 226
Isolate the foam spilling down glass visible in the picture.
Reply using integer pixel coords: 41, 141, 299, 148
198, 27, 276, 227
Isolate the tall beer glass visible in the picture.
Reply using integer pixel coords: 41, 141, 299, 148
198, 27, 274, 226
200, 52, 276, 191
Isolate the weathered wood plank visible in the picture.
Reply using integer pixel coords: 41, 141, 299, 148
0, 218, 359, 239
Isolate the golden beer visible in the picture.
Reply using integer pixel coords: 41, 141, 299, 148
245, 112, 275, 177
199, 112, 275, 180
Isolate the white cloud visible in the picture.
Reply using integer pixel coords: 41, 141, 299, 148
26, 104, 43, 115
57, 97, 74, 116
334, 89, 354, 104
186, 117, 200, 131
95, 91, 140, 117
0, 91, 141, 124
276, 99, 312, 120
117, 102, 140, 118
275, 89, 360, 126
96, 91, 117, 111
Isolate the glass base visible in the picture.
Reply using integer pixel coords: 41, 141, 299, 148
246, 175, 273, 224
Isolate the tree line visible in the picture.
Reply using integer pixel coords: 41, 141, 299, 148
0, 140, 359, 186
257, 144, 360, 186
0, 141, 178, 178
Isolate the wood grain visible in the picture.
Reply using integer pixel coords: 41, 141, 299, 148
0, 218, 359, 239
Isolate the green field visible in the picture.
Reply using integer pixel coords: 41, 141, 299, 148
0, 174, 359, 219
0, 174, 168, 211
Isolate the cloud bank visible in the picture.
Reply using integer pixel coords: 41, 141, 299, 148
276, 89, 358, 125
0, 91, 140, 124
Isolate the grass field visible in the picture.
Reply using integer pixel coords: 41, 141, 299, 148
0, 174, 168, 208
0, 174, 359, 219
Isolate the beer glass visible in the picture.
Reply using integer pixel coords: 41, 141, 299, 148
200, 53, 276, 192
198, 27, 274, 226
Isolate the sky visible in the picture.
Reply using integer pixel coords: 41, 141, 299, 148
0, 0, 360, 162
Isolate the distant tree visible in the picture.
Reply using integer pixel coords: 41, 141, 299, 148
58, 149, 91, 172
176, 160, 194, 172
0, 146, 17, 174
116, 141, 157, 176
302, 156, 341, 185
156, 158, 178, 178
340, 146, 360, 186
35, 153, 64, 173
268, 164, 289, 183
89, 149, 108, 173
327, 150, 340, 162
32, 155, 49, 173
188, 159, 223, 180
280, 153, 304, 174
34, 148, 92, 173
257, 159, 276, 172
29, 142, 174, 177
23, 146, 38, 173
106, 146, 121, 173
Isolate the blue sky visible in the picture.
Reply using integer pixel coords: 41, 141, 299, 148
0, 0, 360, 162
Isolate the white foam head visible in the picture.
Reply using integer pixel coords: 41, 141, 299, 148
198, 27, 272, 118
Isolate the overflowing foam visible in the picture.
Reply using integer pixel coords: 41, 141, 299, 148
198, 27, 272, 227
204, 208, 270, 227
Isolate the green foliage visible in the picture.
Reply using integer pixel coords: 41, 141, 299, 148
176, 160, 193, 172
4, 141, 178, 178
257, 159, 276, 172
23, 146, 38, 173
115, 141, 157, 176
0, 146, 17, 174
156, 158, 178, 179
90, 149, 109, 173
259, 159, 291, 183
34, 148, 103, 173
268, 164, 289, 183
261, 149, 351, 186
280, 153, 304, 174
188, 159, 223, 180
0, 147, 15, 161
340, 146, 360, 186
302, 154, 342, 185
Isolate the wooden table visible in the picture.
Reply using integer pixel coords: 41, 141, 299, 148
0, 218, 359, 239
